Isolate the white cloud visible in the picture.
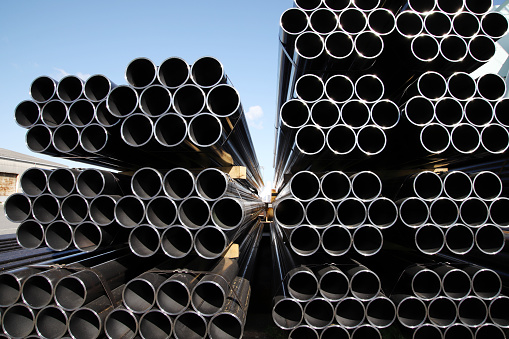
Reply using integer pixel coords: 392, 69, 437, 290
245, 105, 264, 129
52, 68, 90, 81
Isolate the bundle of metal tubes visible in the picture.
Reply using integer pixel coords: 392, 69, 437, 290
15, 56, 263, 191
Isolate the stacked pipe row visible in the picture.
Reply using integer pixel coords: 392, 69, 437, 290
15, 56, 263, 191
392, 170, 508, 256
390, 263, 508, 339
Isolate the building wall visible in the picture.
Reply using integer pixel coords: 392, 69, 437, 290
0, 173, 18, 196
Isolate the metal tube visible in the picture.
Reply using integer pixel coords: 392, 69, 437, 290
494, 98, 509, 127
458, 296, 488, 327
366, 295, 396, 328
287, 266, 318, 302
475, 224, 505, 255
146, 196, 177, 228
274, 197, 305, 228
289, 224, 321, 256
48, 168, 80, 198
30, 75, 57, 103
309, 8, 338, 35
303, 298, 334, 329
440, 34, 468, 63
139, 85, 172, 116
424, 11, 452, 37
131, 167, 163, 200
352, 225, 383, 256
22, 268, 75, 309
44, 220, 73, 251
334, 297, 366, 328
337, 197, 367, 228
489, 296, 509, 328
321, 225, 352, 256
447, 72, 476, 100
473, 171, 502, 201
139, 309, 173, 339
317, 265, 349, 302
178, 196, 210, 229
428, 296, 458, 328
42, 100, 68, 127
411, 34, 439, 62
435, 265, 472, 300
326, 124, 357, 154
452, 11, 480, 38
173, 310, 207, 339
106, 85, 139, 118
417, 71, 448, 100
35, 305, 68, 339
128, 225, 161, 257
195, 168, 229, 201
94, 99, 119, 127
464, 0, 492, 14
89, 195, 121, 226
356, 125, 387, 155
173, 84, 206, 117
460, 198, 489, 226
490, 197, 509, 226
395, 11, 423, 37
444, 324, 474, 339
355, 75, 384, 103
20, 167, 50, 197
84, 74, 116, 102
52, 124, 81, 153
475, 323, 506, 339
156, 273, 197, 315
32, 193, 60, 224
339, 8, 367, 34
77, 169, 127, 199
272, 296, 303, 330
464, 98, 494, 127
17, 219, 45, 249
2, 303, 36, 338
436, 0, 464, 13
323, 0, 350, 11
398, 197, 429, 228
325, 31, 354, 62
404, 96, 435, 126
121, 113, 154, 147
57, 75, 83, 103
305, 198, 336, 228
420, 123, 451, 154
347, 264, 380, 301
320, 171, 351, 202
351, 324, 381, 339
190, 56, 226, 88
153, 112, 187, 147
211, 197, 263, 230
157, 56, 190, 89
61, 194, 89, 225
104, 307, 139, 339
367, 197, 398, 228
481, 123, 509, 154
415, 224, 445, 255
283, 170, 321, 202
324, 75, 354, 104
193, 225, 229, 259
310, 99, 340, 129
160, 225, 194, 258
123, 271, 166, 314
187, 112, 222, 146
350, 171, 382, 202
370, 99, 400, 129
125, 57, 157, 89
477, 73, 506, 102
468, 35, 496, 64
413, 170, 443, 201
465, 266, 501, 300
162, 167, 195, 200
114, 195, 146, 228
14, 100, 40, 128
352, 0, 379, 11
481, 12, 509, 40
442, 171, 472, 201
413, 324, 443, 339
368, 8, 395, 35
445, 224, 475, 255
354, 31, 384, 60
68, 99, 95, 127
73, 221, 117, 252
320, 324, 350, 339
451, 123, 481, 154
295, 74, 324, 104
434, 97, 464, 127
289, 325, 319, 339
393, 295, 427, 328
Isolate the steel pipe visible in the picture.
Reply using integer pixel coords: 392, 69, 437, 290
356, 125, 387, 155
440, 35, 468, 63
413, 170, 443, 201
77, 169, 126, 199
398, 197, 429, 228
121, 113, 155, 147
334, 297, 365, 328
274, 198, 305, 229
468, 35, 496, 64
404, 96, 435, 126
366, 295, 396, 328
436, 265, 472, 300
436, 0, 464, 13
131, 167, 163, 200
481, 123, 509, 154
35, 305, 68, 339
123, 271, 166, 314
370, 99, 400, 129
94, 99, 120, 127
320, 324, 350, 339
350, 171, 382, 202
464, 0, 492, 14
289, 224, 321, 256
424, 11, 452, 37
20, 167, 50, 197
320, 171, 351, 202
289, 325, 319, 339
30, 76, 57, 104
57, 75, 83, 103
445, 224, 475, 254
411, 34, 439, 62
89, 194, 120, 226
128, 225, 161, 257
61, 194, 89, 225
352, 0, 379, 11
305, 198, 336, 228
351, 324, 381, 339
420, 123, 451, 154
464, 98, 493, 127
125, 57, 157, 89
393, 295, 427, 328
460, 198, 489, 226
52, 124, 82, 154
452, 12, 480, 38
481, 12, 509, 40
178, 196, 210, 229
272, 296, 303, 330
427, 296, 458, 328
193, 225, 231, 259
458, 296, 488, 327
160, 225, 193, 258
114, 195, 145, 228
106, 85, 139, 118
157, 56, 190, 89
14, 100, 40, 128
326, 124, 357, 154
32, 193, 60, 224
139, 309, 173, 339
337, 197, 367, 228
355, 75, 384, 103
444, 324, 474, 339
413, 324, 443, 339
68, 99, 95, 127
489, 296, 509, 328
395, 11, 423, 37
494, 98, 509, 127
368, 8, 395, 35
146, 196, 177, 228
354, 31, 384, 60
339, 8, 367, 34
490, 197, 509, 226
415, 224, 445, 255
41, 100, 68, 127
303, 298, 334, 329
317, 265, 349, 301
2, 303, 36, 338
287, 266, 318, 302
310, 99, 340, 129
367, 197, 398, 228
295, 74, 324, 104
475, 323, 506, 339
173, 84, 206, 117
451, 123, 481, 154
173, 310, 207, 339
156, 272, 197, 315
325, 31, 354, 63
73, 221, 118, 252
472, 171, 502, 201
477, 73, 506, 102
447, 72, 476, 100
309, 8, 337, 35
442, 171, 472, 201
347, 264, 380, 301
475, 224, 505, 255
191, 56, 226, 89
84, 74, 116, 103
352, 225, 383, 256
434, 97, 464, 127
465, 266, 501, 300
48, 168, 80, 198
104, 307, 139, 339
17, 219, 45, 249
324, 74, 354, 104
162, 167, 195, 200
22, 267, 76, 309
45, 220, 73, 251
139, 84, 172, 116
153, 112, 188, 147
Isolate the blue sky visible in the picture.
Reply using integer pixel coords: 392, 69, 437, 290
0, 0, 505, 191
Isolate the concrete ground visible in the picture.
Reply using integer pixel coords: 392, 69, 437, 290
0, 203, 18, 235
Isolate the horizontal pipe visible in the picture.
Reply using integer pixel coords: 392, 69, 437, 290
436, 0, 464, 14
52, 124, 81, 153
157, 272, 197, 315
350, 171, 382, 202
77, 169, 126, 198
125, 57, 157, 89
444, 324, 474, 339
104, 306, 139, 339
310, 99, 340, 129
17, 219, 44, 249
32, 193, 60, 224
326, 124, 357, 154
355, 74, 384, 103
94, 99, 120, 127
415, 224, 445, 255
477, 73, 506, 102
121, 113, 154, 147
473, 171, 502, 201
190, 56, 226, 89
476, 323, 506, 339
442, 171, 472, 201
494, 98, 509, 127
274, 198, 305, 228
317, 265, 349, 302
475, 224, 505, 255
435, 265, 472, 300
173, 310, 208, 339
347, 265, 380, 301
162, 167, 195, 200
89, 194, 121, 226
352, 225, 383, 256
451, 123, 481, 154
339, 8, 367, 34
368, 8, 395, 35
57, 75, 83, 103
295, 74, 324, 104
447, 72, 476, 100
366, 295, 396, 328
41, 100, 68, 128
413, 324, 443, 339
395, 10, 423, 37
334, 297, 365, 328
139, 309, 173, 339
44, 220, 73, 251
139, 84, 172, 116
146, 196, 178, 228
325, 31, 354, 61
35, 305, 68, 339
131, 167, 163, 200
272, 296, 303, 330
287, 266, 318, 302
304, 298, 334, 329
468, 35, 496, 63
320, 171, 351, 202
434, 97, 464, 127
30, 76, 57, 104
14, 100, 40, 128
424, 11, 452, 37
458, 296, 488, 327
481, 123, 509, 154
20, 167, 50, 197
481, 11, 509, 40
370, 99, 400, 129
47, 168, 80, 198
187, 112, 222, 147
106, 85, 138, 118
61, 194, 89, 225
73, 221, 117, 252
460, 197, 489, 226
337, 197, 367, 228
393, 295, 427, 328
420, 123, 451, 154
404, 96, 435, 126
324, 74, 354, 104
154, 112, 188, 147
464, 97, 493, 127
289, 224, 321, 256
452, 11, 480, 38
411, 34, 439, 62
128, 225, 161, 257
157, 56, 190, 88
160, 225, 193, 258
68, 99, 95, 127
398, 197, 429, 228
2, 303, 36, 338
309, 8, 337, 35
427, 296, 458, 328
440, 34, 468, 63
413, 170, 443, 201
178, 196, 210, 229
489, 296, 509, 328
123, 271, 166, 314
445, 224, 475, 255
320, 324, 350, 339
114, 195, 146, 228
490, 197, 509, 226
356, 124, 387, 155
342, 100, 370, 128
173, 84, 206, 117
464, 266, 501, 300
351, 324, 381, 339
193, 225, 230, 259
84, 74, 116, 103
354, 30, 383, 60
305, 198, 336, 228
368, 197, 398, 228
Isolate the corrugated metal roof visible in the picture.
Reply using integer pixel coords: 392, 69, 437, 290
0, 148, 65, 169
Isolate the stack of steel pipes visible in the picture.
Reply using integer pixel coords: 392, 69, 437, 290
3, 56, 265, 338
272, 0, 509, 338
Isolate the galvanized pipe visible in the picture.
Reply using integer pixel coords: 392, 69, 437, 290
57, 75, 84, 103
157, 56, 190, 89
128, 225, 161, 257
30, 76, 57, 104
84, 74, 116, 103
